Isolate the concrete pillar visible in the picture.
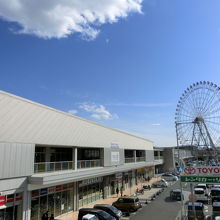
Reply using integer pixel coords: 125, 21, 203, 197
23, 190, 31, 220
103, 176, 109, 199
74, 148, 77, 170
74, 182, 78, 210
134, 150, 136, 162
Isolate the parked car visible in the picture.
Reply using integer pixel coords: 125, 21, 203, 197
211, 188, 220, 203
187, 202, 205, 220
161, 174, 178, 181
213, 202, 220, 218
194, 188, 208, 204
82, 214, 99, 220
170, 189, 184, 201
112, 196, 142, 212
152, 179, 168, 188
78, 208, 116, 220
93, 204, 122, 220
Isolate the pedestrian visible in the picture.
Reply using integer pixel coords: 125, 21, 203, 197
120, 186, 123, 197
42, 211, 49, 220
116, 187, 119, 197
49, 214, 54, 220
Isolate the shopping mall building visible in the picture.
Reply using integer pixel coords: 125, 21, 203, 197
0, 91, 155, 220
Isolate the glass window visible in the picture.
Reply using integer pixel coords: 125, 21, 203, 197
31, 197, 39, 220
61, 191, 68, 214
5, 207, 13, 220
67, 189, 74, 211
54, 192, 61, 217
39, 195, 47, 219
48, 194, 55, 216
0, 209, 4, 220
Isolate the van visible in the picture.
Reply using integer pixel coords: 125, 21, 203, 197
194, 188, 208, 203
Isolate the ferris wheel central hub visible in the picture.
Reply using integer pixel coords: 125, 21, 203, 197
193, 117, 204, 123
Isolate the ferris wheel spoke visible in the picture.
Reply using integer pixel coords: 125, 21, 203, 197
206, 106, 220, 117
185, 91, 199, 116
202, 87, 220, 115
203, 96, 220, 117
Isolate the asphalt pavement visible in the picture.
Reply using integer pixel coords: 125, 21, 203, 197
131, 181, 182, 220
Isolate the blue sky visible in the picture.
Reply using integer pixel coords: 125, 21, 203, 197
0, 0, 220, 147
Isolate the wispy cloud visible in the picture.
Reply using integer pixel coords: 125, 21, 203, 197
106, 102, 173, 107
79, 102, 118, 120
0, 0, 143, 39
68, 109, 78, 115
152, 123, 161, 126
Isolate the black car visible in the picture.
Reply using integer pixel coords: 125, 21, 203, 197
187, 202, 205, 220
93, 204, 122, 220
78, 208, 116, 220
170, 189, 184, 201
213, 202, 220, 218
211, 188, 220, 203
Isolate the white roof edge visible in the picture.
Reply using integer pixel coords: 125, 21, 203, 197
0, 90, 153, 144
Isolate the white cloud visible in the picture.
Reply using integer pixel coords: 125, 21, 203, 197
0, 0, 143, 39
68, 109, 78, 115
79, 103, 118, 120
152, 123, 160, 126
106, 102, 173, 107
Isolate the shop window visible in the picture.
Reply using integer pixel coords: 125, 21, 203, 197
35, 147, 46, 163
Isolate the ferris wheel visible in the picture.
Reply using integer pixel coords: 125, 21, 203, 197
175, 81, 220, 158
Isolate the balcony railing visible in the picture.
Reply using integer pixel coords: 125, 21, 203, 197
125, 157, 135, 163
34, 161, 74, 173
77, 159, 102, 169
136, 157, 145, 162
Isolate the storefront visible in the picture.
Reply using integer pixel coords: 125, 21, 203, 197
78, 177, 103, 208
0, 193, 23, 220
136, 168, 145, 183
31, 183, 74, 220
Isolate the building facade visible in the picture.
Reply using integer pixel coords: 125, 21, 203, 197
0, 91, 155, 220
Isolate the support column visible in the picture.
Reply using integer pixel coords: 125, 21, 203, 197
23, 190, 31, 220
134, 150, 136, 162
74, 182, 78, 210
74, 148, 77, 170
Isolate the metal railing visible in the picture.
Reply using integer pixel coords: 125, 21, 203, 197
34, 161, 74, 173
136, 157, 145, 162
125, 157, 135, 163
77, 159, 102, 169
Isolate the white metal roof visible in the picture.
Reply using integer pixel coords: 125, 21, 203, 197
0, 91, 153, 150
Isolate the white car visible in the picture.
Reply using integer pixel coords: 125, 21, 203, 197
152, 179, 168, 188
82, 214, 99, 220
161, 174, 178, 181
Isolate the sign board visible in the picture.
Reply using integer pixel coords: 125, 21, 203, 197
183, 166, 220, 176
0, 196, 6, 206
181, 176, 220, 183
115, 172, 123, 179
111, 152, 120, 163
79, 177, 103, 187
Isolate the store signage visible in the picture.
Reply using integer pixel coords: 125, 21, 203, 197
115, 172, 123, 179
181, 176, 220, 183
79, 177, 103, 187
0, 196, 6, 206
111, 152, 120, 163
111, 143, 119, 149
183, 166, 220, 176
40, 188, 48, 196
